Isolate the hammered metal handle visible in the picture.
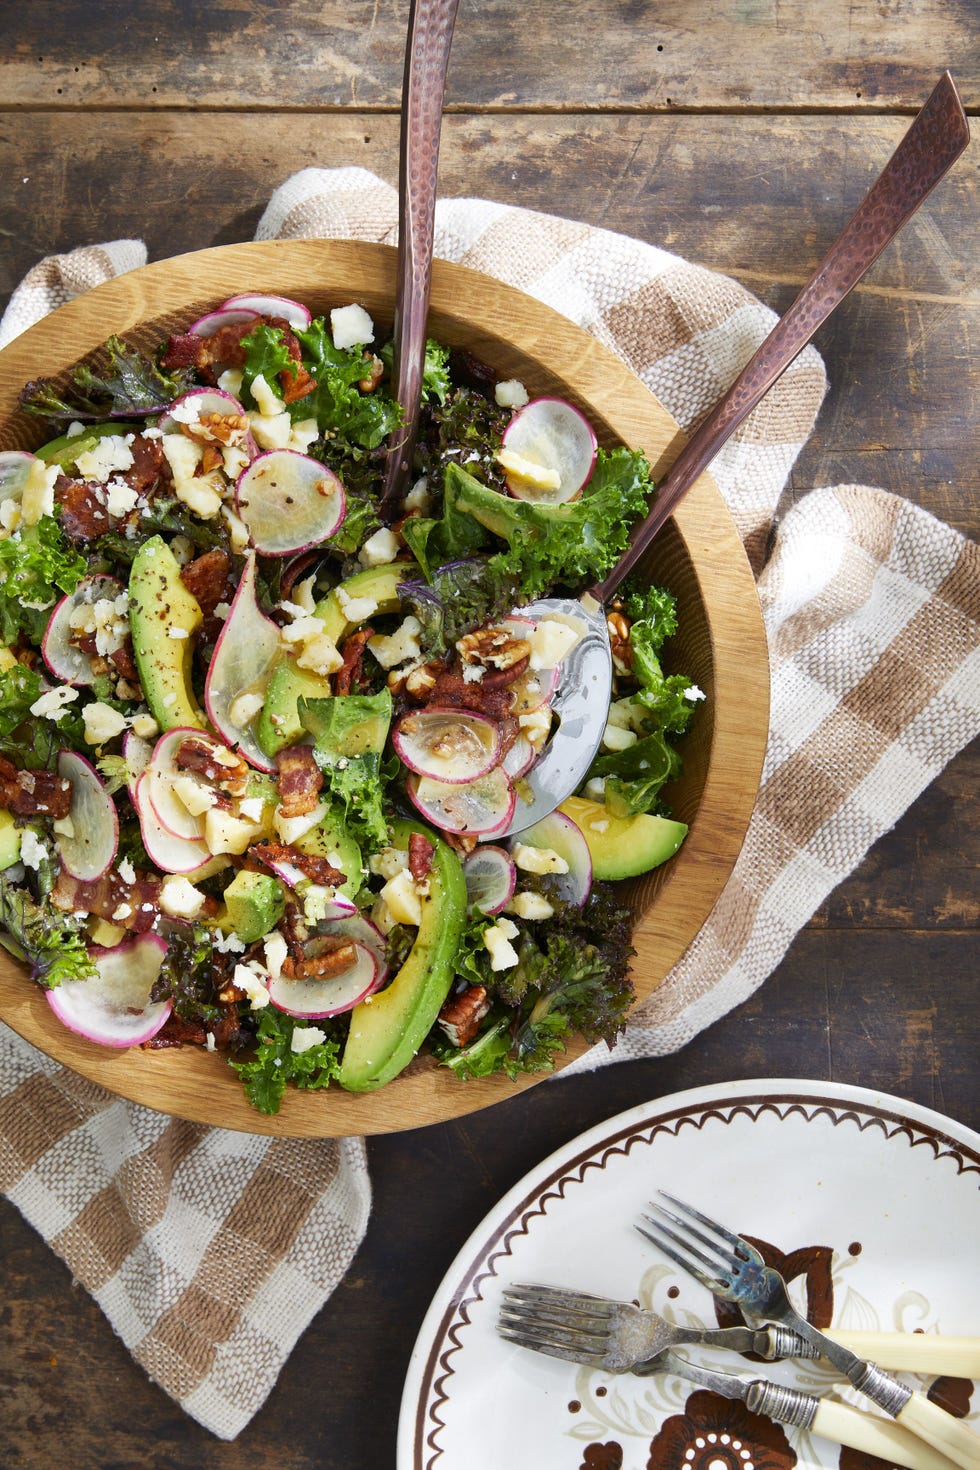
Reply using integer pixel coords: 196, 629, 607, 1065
593, 70, 969, 600
380, 0, 460, 517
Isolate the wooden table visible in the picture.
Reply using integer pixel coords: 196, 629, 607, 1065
1, 4, 976, 1465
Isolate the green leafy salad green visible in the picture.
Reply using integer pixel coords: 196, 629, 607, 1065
0, 293, 702, 1113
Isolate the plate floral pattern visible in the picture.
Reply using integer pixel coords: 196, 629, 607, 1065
397, 1080, 980, 1470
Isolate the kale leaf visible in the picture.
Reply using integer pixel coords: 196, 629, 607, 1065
398, 559, 522, 659
0, 516, 88, 646
0, 876, 97, 988
0, 661, 87, 768
20, 337, 194, 424
230, 1008, 342, 1114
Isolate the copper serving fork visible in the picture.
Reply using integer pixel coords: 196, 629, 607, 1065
498, 1286, 962, 1470
637, 1192, 980, 1470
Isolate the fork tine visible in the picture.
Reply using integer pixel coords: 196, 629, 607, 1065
496, 1322, 607, 1367
636, 1213, 728, 1287
656, 1191, 764, 1264
502, 1284, 619, 1318
498, 1304, 611, 1351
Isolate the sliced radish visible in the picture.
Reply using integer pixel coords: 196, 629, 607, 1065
500, 397, 597, 503
0, 449, 38, 499
501, 733, 536, 780
46, 932, 170, 1048
55, 751, 119, 881
462, 845, 516, 915
145, 726, 234, 839
189, 307, 260, 337
204, 552, 281, 770
221, 293, 312, 329
393, 708, 501, 785
235, 450, 346, 557
509, 809, 592, 907
42, 574, 125, 686
134, 771, 211, 873
158, 386, 249, 435
321, 913, 388, 981
407, 767, 516, 837
122, 729, 152, 800
267, 942, 380, 1018
259, 852, 358, 920
509, 665, 558, 716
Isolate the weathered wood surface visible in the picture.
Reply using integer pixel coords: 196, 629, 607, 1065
0, 0, 977, 1465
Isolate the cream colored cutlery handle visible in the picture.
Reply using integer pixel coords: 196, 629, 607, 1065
895, 1391, 980, 1470
813, 1398, 963, 1470
827, 1331, 980, 1379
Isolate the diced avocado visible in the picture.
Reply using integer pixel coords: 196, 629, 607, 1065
254, 564, 405, 759
222, 869, 286, 944
293, 808, 362, 899
338, 818, 466, 1092
299, 689, 392, 762
35, 421, 140, 470
128, 535, 206, 731
0, 809, 21, 870
559, 796, 687, 880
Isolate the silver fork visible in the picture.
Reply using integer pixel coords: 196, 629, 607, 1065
497, 1286, 962, 1470
637, 1192, 980, 1470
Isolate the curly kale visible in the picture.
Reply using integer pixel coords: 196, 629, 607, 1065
0, 876, 97, 988
398, 558, 523, 659
150, 922, 222, 1022
0, 661, 87, 768
0, 516, 88, 646
230, 1008, 342, 1115
20, 337, 194, 424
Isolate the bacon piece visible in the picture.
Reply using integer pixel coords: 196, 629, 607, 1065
159, 333, 211, 372
173, 734, 249, 796
108, 639, 140, 685
332, 627, 374, 696
251, 840, 344, 890
425, 669, 515, 722
275, 745, 323, 818
408, 831, 434, 882
437, 984, 490, 1047
179, 548, 232, 620
280, 363, 317, 403
53, 474, 110, 543
0, 756, 73, 819
125, 433, 172, 495
50, 867, 165, 932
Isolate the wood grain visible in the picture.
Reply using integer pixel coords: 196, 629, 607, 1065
1, 0, 976, 110
0, 239, 768, 1136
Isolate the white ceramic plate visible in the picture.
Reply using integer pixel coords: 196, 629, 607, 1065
398, 1078, 980, 1470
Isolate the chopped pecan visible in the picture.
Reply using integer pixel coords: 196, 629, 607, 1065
408, 831, 435, 882
607, 607, 633, 676
437, 984, 490, 1048
456, 627, 531, 671
357, 353, 384, 393
332, 627, 374, 696
275, 745, 324, 818
0, 757, 73, 820
280, 936, 358, 980
108, 639, 140, 685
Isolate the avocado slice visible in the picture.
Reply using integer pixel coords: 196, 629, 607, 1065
0, 810, 21, 870
559, 796, 687, 880
36, 421, 140, 471
128, 535, 207, 731
293, 808, 363, 900
338, 818, 466, 1092
254, 564, 406, 758
222, 869, 285, 944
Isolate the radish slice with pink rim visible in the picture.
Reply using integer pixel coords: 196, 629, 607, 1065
266, 942, 380, 1018
321, 913, 389, 981
501, 733, 536, 780
509, 664, 558, 716
500, 397, 597, 503
258, 853, 358, 921
509, 809, 592, 907
47, 932, 171, 1048
122, 728, 152, 800
462, 845, 516, 915
221, 293, 312, 329
55, 751, 119, 881
188, 307, 260, 337
145, 727, 234, 839
204, 551, 281, 771
158, 386, 250, 435
42, 574, 125, 686
407, 767, 516, 837
235, 450, 346, 557
393, 708, 501, 784
0, 449, 39, 499
134, 771, 211, 873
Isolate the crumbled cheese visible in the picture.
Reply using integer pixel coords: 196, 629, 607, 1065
273, 801, 327, 846
462, 662, 485, 684
19, 829, 48, 871
495, 378, 530, 409
73, 435, 134, 480
357, 527, 400, 568
263, 930, 288, 981
117, 857, 137, 884
105, 477, 139, 518
88, 918, 126, 947
205, 1032, 217, 1052
82, 701, 128, 746
222, 443, 250, 480
213, 601, 231, 623
684, 684, 707, 702
0, 497, 22, 534
167, 625, 190, 640
330, 303, 375, 350
291, 1025, 328, 1054
112, 903, 133, 921
605, 697, 645, 732
162, 431, 203, 482
217, 368, 244, 398
380, 868, 423, 927
222, 504, 251, 553
288, 418, 319, 453
233, 961, 271, 1011
527, 617, 583, 670
301, 885, 333, 924
589, 817, 610, 834
335, 587, 379, 623
483, 917, 520, 970
130, 712, 159, 740
213, 929, 247, 955
290, 575, 317, 615
159, 875, 206, 919
90, 595, 129, 657
204, 806, 263, 856
295, 632, 344, 678
237, 796, 265, 823
175, 475, 224, 519
369, 846, 410, 881
30, 685, 79, 720
171, 773, 216, 817
517, 705, 552, 748
169, 535, 196, 566
602, 723, 638, 752
368, 616, 422, 670
67, 421, 86, 437
20, 460, 59, 526
249, 372, 285, 417
506, 891, 555, 921
247, 408, 292, 450
403, 475, 431, 514
497, 446, 561, 493
228, 690, 264, 729
512, 842, 569, 876
583, 776, 606, 801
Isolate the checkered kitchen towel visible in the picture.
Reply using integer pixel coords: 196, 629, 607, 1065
1, 168, 977, 1438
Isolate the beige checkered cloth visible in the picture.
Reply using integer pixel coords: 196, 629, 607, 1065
1, 167, 977, 1438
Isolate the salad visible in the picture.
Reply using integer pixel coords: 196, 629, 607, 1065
0, 290, 702, 1113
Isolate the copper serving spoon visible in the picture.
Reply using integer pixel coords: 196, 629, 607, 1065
377, 40, 968, 833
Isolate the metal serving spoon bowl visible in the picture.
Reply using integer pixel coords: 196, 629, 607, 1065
379, 26, 968, 836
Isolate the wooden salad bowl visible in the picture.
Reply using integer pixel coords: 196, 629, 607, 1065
0, 239, 769, 1136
